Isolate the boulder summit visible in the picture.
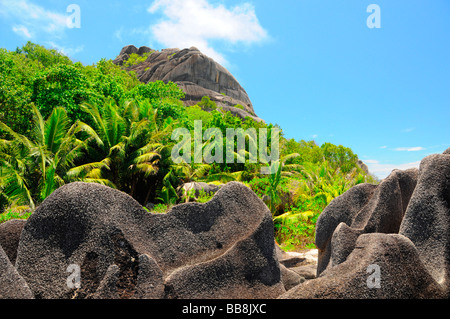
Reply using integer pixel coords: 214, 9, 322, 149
113, 45, 263, 122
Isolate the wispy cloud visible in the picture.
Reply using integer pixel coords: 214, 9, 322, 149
380, 145, 387, 149
0, 0, 68, 39
365, 159, 421, 179
12, 24, 31, 38
114, 27, 124, 42
393, 147, 425, 152
402, 127, 415, 133
146, 0, 269, 65
1, 0, 84, 58
47, 41, 84, 58
363, 159, 379, 164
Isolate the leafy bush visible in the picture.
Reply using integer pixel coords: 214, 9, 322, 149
151, 203, 172, 214
197, 96, 217, 111
124, 51, 153, 68
32, 64, 98, 123
127, 80, 184, 101
16, 41, 72, 68
0, 208, 33, 224
181, 188, 216, 203
0, 46, 55, 136
184, 105, 213, 128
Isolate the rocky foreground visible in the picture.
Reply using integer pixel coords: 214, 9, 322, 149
0, 149, 449, 299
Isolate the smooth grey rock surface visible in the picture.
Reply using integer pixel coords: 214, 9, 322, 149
113, 46, 257, 117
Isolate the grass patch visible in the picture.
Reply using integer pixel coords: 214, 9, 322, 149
0, 208, 33, 224
150, 203, 172, 214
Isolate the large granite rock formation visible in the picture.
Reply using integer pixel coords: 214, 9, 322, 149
315, 168, 418, 275
281, 233, 445, 299
399, 152, 450, 289
281, 148, 450, 299
113, 45, 263, 122
14, 181, 285, 299
0, 245, 34, 299
0, 219, 26, 265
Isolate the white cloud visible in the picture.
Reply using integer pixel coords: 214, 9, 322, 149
47, 41, 84, 58
312, 134, 318, 139
394, 147, 425, 152
0, 0, 68, 39
147, 0, 269, 65
365, 159, 421, 180
402, 127, 415, 133
114, 27, 124, 42
380, 145, 387, 149
12, 24, 31, 38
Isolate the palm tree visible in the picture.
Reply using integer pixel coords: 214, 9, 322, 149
290, 160, 372, 209
267, 160, 282, 216
261, 153, 301, 216
156, 168, 179, 205
0, 105, 91, 210
77, 98, 176, 201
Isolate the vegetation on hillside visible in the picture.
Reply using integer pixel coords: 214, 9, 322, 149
0, 42, 378, 249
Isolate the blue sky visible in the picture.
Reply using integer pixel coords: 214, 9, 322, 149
0, 0, 449, 178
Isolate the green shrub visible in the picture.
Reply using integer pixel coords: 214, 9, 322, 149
31, 64, 98, 123
181, 189, 215, 203
127, 80, 185, 101
197, 96, 217, 111
16, 41, 72, 68
0, 208, 33, 224
124, 51, 153, 67
275, 215, 318, 250
151, 203, 171, 214
0, 48, 41, 136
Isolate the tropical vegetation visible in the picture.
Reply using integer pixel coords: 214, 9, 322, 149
0, 42, 378, 249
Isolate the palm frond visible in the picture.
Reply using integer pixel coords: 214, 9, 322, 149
135, 163, 159, 177
273, 211, 315, 223
44, 107, 71, 154
0, 121, 33, 149
133, 152, 161, 165
281, 153, 300, 164
66, 161, 110, 178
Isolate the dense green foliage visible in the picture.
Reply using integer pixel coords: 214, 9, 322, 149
197, 96, 217, 111
124, 51, 153, 68
0, 43, 378, 249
